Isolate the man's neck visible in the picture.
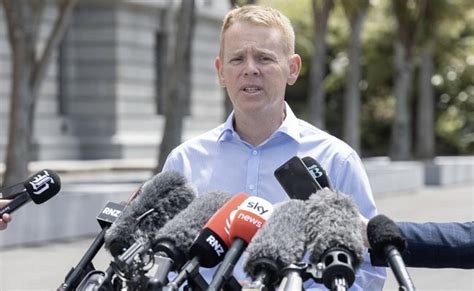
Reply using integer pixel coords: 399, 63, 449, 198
233, 108, 286, 147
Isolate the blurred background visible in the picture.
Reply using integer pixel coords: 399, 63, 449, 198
0, 0, 472, 290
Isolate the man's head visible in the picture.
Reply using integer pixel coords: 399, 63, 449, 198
219, 5, 295, 57
215, 5, 301, 120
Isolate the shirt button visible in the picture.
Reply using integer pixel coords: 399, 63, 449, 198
249, 184, 255, 190
252, 150, 258, 156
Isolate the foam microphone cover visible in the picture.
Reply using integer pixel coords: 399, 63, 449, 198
244, 199, 307, 280
152, 191, 232, 258
104, 171, 195, 256
24, 169, 61, 203
301, 157, 332, 189
305, 189, 364, 268
367, 214, 407, 259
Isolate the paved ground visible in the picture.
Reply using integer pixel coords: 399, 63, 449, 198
0, 183, 472, 291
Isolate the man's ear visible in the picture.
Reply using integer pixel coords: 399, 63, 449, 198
287, 54, 302, 86
215, 56, 225, 87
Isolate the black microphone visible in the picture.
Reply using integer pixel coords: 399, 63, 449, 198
367, 215, 415, 291
104, 171, 195, 257
243, 199, 307, 290
306, 189, 364, 291
85, 171, 195, 290
0, 169, 61, 215
0, 169, 62, 199
301, 156, 332, 189
147, 190, 232, 289
110, 172, 196, 277
58, 202, 125, 291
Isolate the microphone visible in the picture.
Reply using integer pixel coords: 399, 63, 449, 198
165, 193, 249, 291
58, 201, 125, 291
367, 214, 415, 291
146, 190, 232, 289
208, 196, 273, 291
104, 171, 195, 257
93, 171, 195, 290
243, 199, 307, 290
301, 156, 332, 190
0, 169, 62, 199
0, 169, 61, 215
306, 189, 364, 291
274, 156, 331, 200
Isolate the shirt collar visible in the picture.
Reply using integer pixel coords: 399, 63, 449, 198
217, 102, 302, 144
217, 111, 236, 143
276, 102, 301, 143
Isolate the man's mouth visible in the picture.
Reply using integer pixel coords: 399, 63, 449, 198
242, 86, 262, 93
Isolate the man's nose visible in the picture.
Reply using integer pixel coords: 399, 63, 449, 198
243, 59, 259, 76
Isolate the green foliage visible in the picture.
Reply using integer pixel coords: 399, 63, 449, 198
258, 0, 473, 156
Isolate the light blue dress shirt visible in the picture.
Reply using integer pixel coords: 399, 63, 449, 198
163, 103, 386, 290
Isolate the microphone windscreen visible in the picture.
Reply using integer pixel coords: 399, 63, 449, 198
229, 196, 273, 243
301, 157, 332, 189
24, 169, 61, 204
305, 188, 364, 268
244, 199, 306, 279
367, 214, 406, 259
104, 171, 195, 256
152, 191, 232, 258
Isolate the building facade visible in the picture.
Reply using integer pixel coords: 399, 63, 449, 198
0, 0, 229, 162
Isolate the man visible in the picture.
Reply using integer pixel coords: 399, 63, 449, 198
163, 5, 385, 290
0, 199, 12, 230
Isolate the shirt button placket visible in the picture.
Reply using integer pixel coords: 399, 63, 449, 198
247, 149, 260, 195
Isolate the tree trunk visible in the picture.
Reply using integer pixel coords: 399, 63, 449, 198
1, 0, 79, 186
389, 42, 414, 160
343, 6, 367, 154
156, 0, 195, 173
415, 41, 435, 159
308, 0, 333, 129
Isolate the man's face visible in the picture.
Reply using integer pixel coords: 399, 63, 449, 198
215, 22, 301, 116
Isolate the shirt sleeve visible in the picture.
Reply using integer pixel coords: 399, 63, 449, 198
396, 221, 474, 269
329, 151, 386, 290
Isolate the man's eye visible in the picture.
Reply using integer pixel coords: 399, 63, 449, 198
230, 57, 242, 63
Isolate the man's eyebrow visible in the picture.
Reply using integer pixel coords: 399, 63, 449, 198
225, 48, 279, 60
257, 50, 277, 58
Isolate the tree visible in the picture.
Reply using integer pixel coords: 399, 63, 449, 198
340, 0, 369, 154
1, 0, 79, 187
414, 0, 458, 159
389, 0, 424, 160
415, 0, 435, 160
155, 0, 195, 173
308, 0, 333, 129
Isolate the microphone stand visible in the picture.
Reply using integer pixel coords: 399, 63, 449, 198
278, 263, 307, 291
58, 228, 106, 291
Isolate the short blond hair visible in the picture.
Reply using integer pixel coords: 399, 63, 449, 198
219, 5, 295, 57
